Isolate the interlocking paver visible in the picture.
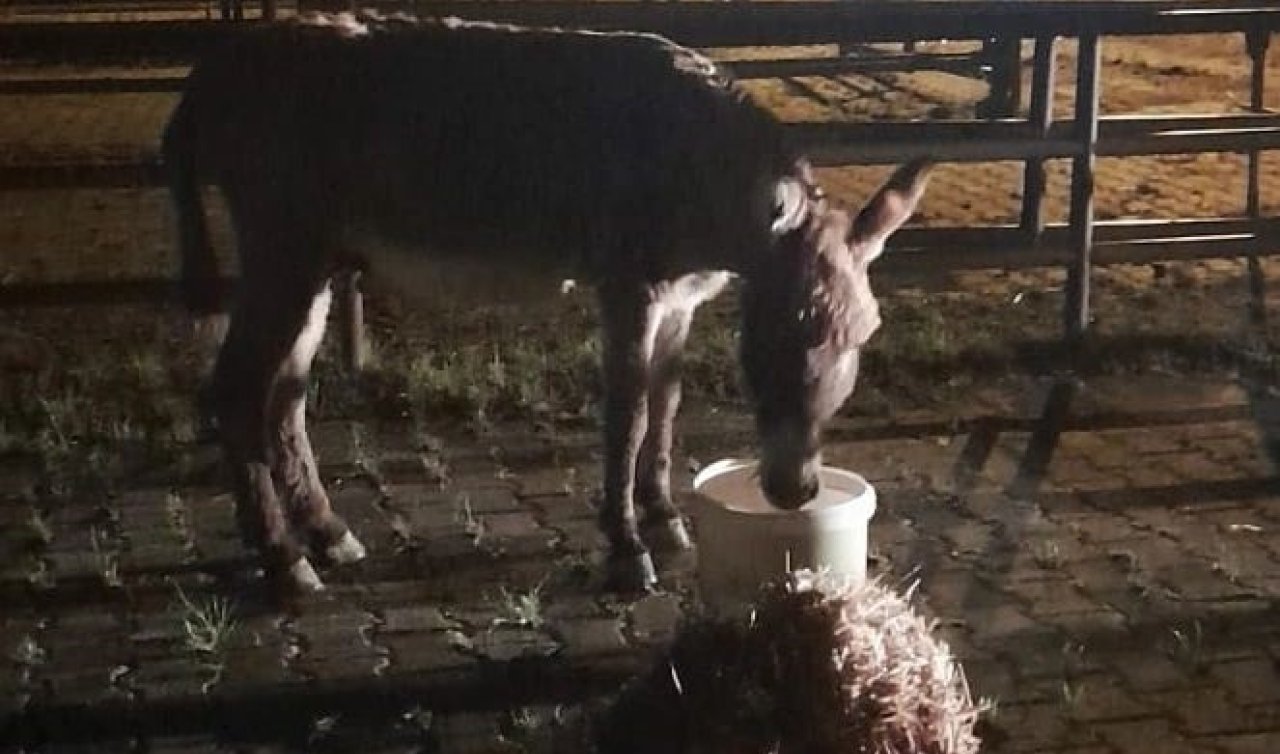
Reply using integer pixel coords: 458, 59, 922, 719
379, 631, 471, 674
1056, 510, 1145, 546
144, 735, 226, 754
482, 510, 552, 540
432, 712, 520, 754
131, 655, 217, 700
1210, 657, 1280, 706
552, 617, 629, 660
1154, 452, 1245, 484
452, 485, 524, 516
1003, 578, 1106, 617
546, 519, 606, 555
1096, 719, 1199, 753
512, 467, 578, 501
1207, 732, 1280, 754
626, 593, 684, 646
919, 570, 1011, 612
1048, 456, 1124, 491
967, 604, 1052, 647
964, 657, 1020, 702
988, 702, 1088, 751
470, 627, 561, 663
1160, 687, 1272, 737
379, 605, 457, 634
1110, 651, 1196, 694
1060, 674, 1155, 723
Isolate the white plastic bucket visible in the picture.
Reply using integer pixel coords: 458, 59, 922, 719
689, 458, 877, 612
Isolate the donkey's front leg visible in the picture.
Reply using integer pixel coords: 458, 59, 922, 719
598, 283, 661, 592
268, 282, 366, 567
635, 306, 694, 553
636, 272, 730, 553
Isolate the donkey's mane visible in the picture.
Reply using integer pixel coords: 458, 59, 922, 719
291, 10, 745, 104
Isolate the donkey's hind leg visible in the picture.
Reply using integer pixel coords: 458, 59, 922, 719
598, 281, 662, 592
212, 274, 325, 592
268, 280, 366, 566
635, 306, 694, 553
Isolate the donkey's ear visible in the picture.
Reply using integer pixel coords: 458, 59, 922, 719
849, 159, 932, 254
771, 177, 809, 235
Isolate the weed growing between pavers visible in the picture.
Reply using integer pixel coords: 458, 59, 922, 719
1167, 619, 1210, 677
495, 579, 549, 631
172, 580, 238, 690
89, 524, 124, 589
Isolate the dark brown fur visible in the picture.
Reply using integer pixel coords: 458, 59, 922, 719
162, 12, 930, 592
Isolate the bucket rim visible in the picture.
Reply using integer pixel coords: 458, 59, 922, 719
690, 457, 876, 521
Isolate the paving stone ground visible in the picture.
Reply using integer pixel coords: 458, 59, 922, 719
2, 374, 1279, 752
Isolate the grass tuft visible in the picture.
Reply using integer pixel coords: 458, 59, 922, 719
173, 582, 238, 663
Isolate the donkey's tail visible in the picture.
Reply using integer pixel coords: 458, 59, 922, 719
161, 96, 226, 315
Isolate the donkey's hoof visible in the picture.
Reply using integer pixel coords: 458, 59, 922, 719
642, 516, 693, 553
324, 531, 368, 565
604, 551, 658, 594
286, 557, 326, 592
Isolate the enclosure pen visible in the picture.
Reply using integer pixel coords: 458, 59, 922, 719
3, 2, 1280, 752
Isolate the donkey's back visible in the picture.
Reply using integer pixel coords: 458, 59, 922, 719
165, 13, 794, 293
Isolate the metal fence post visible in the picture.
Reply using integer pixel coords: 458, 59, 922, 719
1245, 30, 1271, 330
1065, 34, 1101, 345
978, 36, 1023, 119
1019, 36, 1058, 244
340, 271, 368, 373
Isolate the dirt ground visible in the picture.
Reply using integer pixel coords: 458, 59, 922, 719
3, 14, 1280, 754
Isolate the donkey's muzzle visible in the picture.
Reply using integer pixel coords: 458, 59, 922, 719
761, 469, 820, 511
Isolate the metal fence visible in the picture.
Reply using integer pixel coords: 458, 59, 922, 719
1, 1, 1278, 355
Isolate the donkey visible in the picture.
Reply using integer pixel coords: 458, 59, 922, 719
162, 12, 931, 594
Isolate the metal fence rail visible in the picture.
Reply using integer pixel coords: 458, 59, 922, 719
4, 1, 1279, 55
5, 217, 1279, 306
9, 113, 1280, 187
1, 1, 1277, 352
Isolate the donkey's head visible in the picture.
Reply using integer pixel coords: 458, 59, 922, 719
741, 160, 931, 508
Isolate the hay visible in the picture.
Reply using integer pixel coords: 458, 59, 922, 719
599, 572, 986, 753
